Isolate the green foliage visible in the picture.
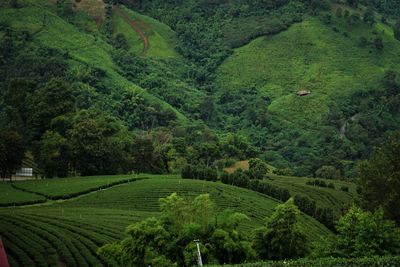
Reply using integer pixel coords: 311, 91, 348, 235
0, 108, 25, 180
98, 193, 255, 265
361, 0, 400, 17
37, 131, 70, 178
319, 206, 400, 258
248, 158, 270, 179
363, 7, 375, 25
253, 199, 308, 260
394, 20, 400, 41
374, 36, 384, 50
67, 110, 132, 176
181, 164, 218, 181
207, 256, 400, 267
315, 165, 341, 179
358, 131, 400, 223
27, 78, 75, 139
113, 33, 129, 51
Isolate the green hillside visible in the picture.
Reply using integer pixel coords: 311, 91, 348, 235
215, 12, 400, 175
0, 175, 333, 266
0, 1, 188, 124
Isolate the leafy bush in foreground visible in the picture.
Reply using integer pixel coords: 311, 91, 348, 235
206, 256, 400, 267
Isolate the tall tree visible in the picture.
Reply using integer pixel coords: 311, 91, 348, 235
363, 7, 375, 25
37, 131, 70, 178
358, 131, 400, 224
328, 206, 400, 257
394, 20, 400, 41
27, 78, 75, 140
0, 109, 25, 180
131, 134, 156, 173
253, 198, 308, 260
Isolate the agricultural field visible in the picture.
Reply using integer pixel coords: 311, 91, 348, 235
0, 183, 45, 206
0, 175, 334, 266
12, 174, 140, 199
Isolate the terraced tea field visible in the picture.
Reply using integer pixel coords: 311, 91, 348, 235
12, 175, 140, 200
0, 183, 45, 206
0, 175, 335, 266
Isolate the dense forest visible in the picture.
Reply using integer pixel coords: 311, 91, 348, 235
1, 0, 400, 179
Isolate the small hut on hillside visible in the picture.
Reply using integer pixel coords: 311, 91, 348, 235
296, 90, 311, 96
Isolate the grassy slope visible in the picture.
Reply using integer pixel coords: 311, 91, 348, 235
113, 5, 179, 58
0, 3, 188, 124
216, 15, 400, 143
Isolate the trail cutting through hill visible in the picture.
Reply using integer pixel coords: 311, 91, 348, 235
113, 5, 149, 57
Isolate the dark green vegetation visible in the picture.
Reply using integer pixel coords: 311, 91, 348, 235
207, 256, 400, 267
1, 0, 400, 178
358, 131, 400, 224
0, 183, 45, 206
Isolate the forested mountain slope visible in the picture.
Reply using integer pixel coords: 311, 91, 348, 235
216, 12, 400, 176
1, 0, 400, 178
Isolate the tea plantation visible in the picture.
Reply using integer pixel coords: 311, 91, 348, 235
0, 175, 339, 266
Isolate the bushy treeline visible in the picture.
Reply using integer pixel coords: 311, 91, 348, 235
181, 164, 218, 181
293, 195, 335, 230
220, 172, 291, 203
306, 179, 335, 189
359, 0, 400, 17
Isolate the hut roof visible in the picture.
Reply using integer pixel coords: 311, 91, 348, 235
296, 90, 311, 96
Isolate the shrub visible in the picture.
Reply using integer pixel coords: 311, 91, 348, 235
340, 186, 349, 192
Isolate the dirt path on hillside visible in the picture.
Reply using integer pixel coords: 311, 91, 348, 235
113, 5, 149, 57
